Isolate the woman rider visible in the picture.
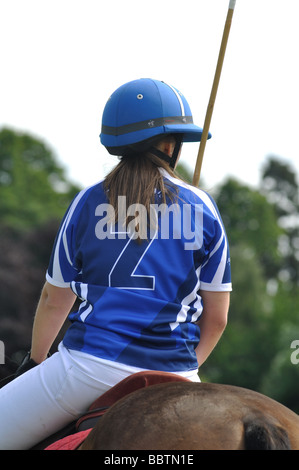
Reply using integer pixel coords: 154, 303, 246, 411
0, 78, 231, 449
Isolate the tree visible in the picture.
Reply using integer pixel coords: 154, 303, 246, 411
215, 177, 283, 280
200, 178, 285, 393
260, 323, 299, 413
178, 164, 299, 410
0, 127, 80, 230
260, 156, 299, 286
0, 128, 81, 377
0, 222, 59, 371
200, 243, 276, 391
175, 162, 193, 183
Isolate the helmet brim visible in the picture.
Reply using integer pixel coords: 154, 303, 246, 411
164, 124, 211, 143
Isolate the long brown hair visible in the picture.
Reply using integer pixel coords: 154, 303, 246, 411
103, 144, 180, 240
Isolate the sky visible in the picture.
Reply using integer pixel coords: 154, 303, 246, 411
1, 0, 299, 193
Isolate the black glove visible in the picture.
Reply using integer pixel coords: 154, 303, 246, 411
15, 352, 38, 378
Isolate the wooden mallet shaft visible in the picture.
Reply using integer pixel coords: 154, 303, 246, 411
192, 0, 236, 186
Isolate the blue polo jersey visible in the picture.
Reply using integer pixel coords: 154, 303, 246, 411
46, 170, 232, 372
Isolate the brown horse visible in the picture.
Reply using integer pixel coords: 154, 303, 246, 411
79, 382, 299, 450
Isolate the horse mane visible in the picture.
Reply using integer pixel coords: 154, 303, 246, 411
243, 414, 291, 450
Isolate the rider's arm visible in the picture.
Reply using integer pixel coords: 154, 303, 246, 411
195, 290, 230, 368
30, 281, 76, 364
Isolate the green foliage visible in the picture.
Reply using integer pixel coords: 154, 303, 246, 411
0, 127, 81, 375
201, 157, 299, 412
200, 244, 276, 391
178, 156, 299, 411
175, 163, 193, 183
261, 156, 299, 285
261, 156, 299, 220
0, 127, 80, 229
0, 222, 59, 357
216, 177, 283, 279
260, 323, 299, 413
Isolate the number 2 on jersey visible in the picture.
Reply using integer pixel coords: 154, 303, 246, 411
108, 232, 156, 290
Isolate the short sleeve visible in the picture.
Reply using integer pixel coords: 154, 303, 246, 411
199, 194, 232, 292
46, 187, 90, 287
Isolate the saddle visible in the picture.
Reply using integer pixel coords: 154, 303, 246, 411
33, 370, 191, 450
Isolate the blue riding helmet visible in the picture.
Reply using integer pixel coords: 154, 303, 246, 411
100, 78, 211, 156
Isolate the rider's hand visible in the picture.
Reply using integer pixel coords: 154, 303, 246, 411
14, 352, 38, 377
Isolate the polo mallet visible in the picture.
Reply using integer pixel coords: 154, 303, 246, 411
192, 0, 237, 186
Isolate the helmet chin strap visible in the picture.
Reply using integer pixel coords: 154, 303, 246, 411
150, 136, 183, 169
